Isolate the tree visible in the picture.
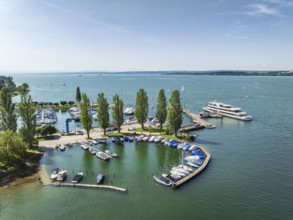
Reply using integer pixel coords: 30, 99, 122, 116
156, 89, 167, 133
0, 130, 26, 168
16, 83, 29, 94
79, 93, 92, 138
135, 89, 148, 129
76, 86, 81, 103
40, 125, 58, 136
0, 87, 17, 132
96, 93, 109, 135
18, 93, 37, 149
112, 94, 124, 133
167, 90, 183, 136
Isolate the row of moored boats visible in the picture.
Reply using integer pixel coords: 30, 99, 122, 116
153, 147, 207, 187
80, 143, 118, 161
50, 168, 106, 184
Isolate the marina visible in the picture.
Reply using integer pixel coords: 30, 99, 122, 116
2, 73, 292, 220
172, 146, 211, 188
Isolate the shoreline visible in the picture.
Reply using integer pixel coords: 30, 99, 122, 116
0, 124, 137, 190
1, 122, 196, 190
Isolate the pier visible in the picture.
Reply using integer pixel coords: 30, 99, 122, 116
172, 146, 211, 188
182, 107, 216, 129
49, 182, 127, 192
178, 124, 204, 132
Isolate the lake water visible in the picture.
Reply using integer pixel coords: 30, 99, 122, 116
1, 73, 293, 220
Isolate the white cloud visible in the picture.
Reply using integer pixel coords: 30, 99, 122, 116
243, 4, 279, 16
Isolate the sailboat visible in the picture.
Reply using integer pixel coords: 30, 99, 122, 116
181, 85, 185, 93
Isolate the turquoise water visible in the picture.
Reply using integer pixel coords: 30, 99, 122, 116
1, 73, 293, 219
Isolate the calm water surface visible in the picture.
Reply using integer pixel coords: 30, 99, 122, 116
1, 73, 292, 220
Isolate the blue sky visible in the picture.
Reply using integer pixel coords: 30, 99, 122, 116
0, 0, 293, 73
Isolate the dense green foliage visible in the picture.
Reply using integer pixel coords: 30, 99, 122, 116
0, 76, 16, 93
0, 130, 27, 168
79, 93, 92, 138
96, 93, 109, 135
155, 89, 167, 133
0, 87, 17, 132
76, 86, 81, 103
18, 93, 37, 148
112, 94, 124, 133
135, 89, 148, 129
167, 90, 183, 136
15, 83, 29, 94
37, 125, 58, 136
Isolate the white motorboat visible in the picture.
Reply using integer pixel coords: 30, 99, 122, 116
153, 175, 172, 186
105, 150, 118, 158
149, 136, 156, 142
59, 144, 66, 151
50, 168, 60, 180
170, 170, 186, 177
176, 164, 193, 172
154, 136, 162, 143
171, 167, 190, 175
123, 107, 134, 115
177, 143, 186, 150
80, 143, 89, 150
56, 170, 67, 181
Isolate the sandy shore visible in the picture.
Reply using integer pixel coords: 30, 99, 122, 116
38, 124, 140, 148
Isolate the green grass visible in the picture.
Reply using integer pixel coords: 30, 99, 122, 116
135, 126, 166, 133
37, 135, 58, 141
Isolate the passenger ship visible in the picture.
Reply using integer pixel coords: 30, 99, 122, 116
203, 101, 253, 121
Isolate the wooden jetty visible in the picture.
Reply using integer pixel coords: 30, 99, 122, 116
49, 182, 127, 192
182, 107, 216, 129
84, 144, 112, 160
179, 124, 204, 132
172, 146, 211, 188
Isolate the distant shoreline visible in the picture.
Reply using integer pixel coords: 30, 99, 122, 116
5, 70, 293, 76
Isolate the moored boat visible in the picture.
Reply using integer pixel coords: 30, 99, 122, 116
128, 136, 134, 142
71, 172, 83, 183
80, 143, 89, 150
105, 150, 118, 158
50, 168, 60, 180
59, 144, 66, 151
56, 170, 67, 181
186, 161, 200, 168
153, 175, 172, 186
176, 164, 193, 172
96, 173, 105, 184
96, 152, 110, 161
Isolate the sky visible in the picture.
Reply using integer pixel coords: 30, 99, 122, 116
0, 0, 293, 73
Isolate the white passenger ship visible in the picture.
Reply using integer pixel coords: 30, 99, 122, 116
203, 101, 253, 121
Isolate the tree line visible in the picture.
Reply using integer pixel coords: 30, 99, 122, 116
78, 87, 183, 138
0, 86, 36, 169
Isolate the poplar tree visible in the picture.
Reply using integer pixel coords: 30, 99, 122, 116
0, 87, 17, 132
167, 90, 183, 136
156, 89, 167, 133
135, 89, 148, 130
112, 94, 124, 133
18, 93, 37, 149
76, 86, 81, 103
79, 93, 92, 138
96, 92, 109, 135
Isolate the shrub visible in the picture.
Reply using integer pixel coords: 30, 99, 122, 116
60, 101, 67, 105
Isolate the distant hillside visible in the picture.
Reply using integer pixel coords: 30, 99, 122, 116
161, 71, 293, 76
